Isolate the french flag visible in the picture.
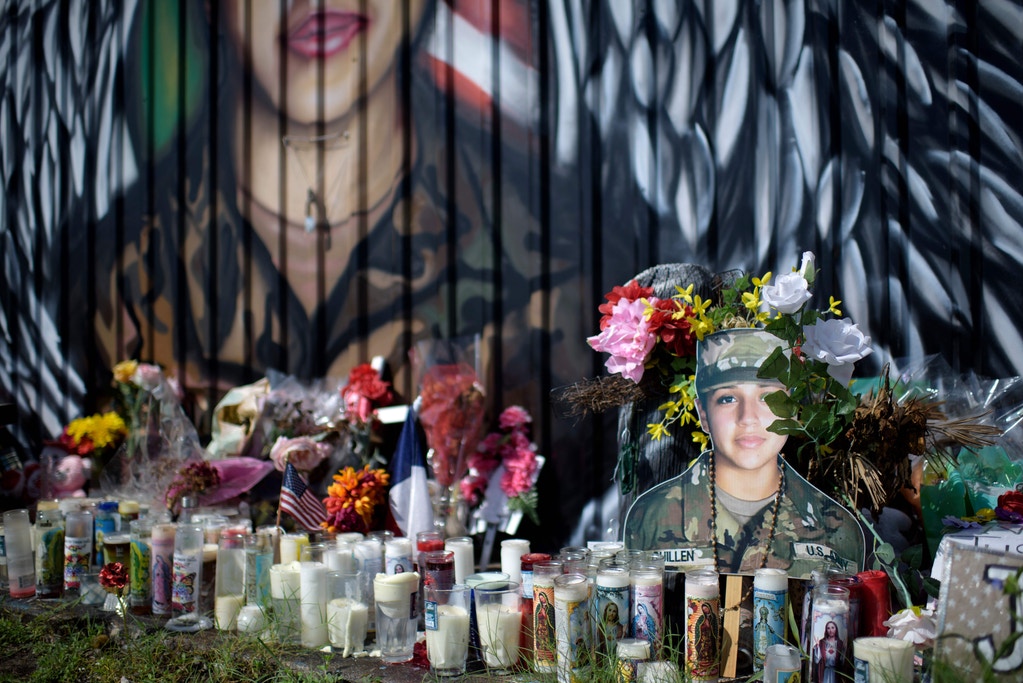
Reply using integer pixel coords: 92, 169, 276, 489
388, 401, 435, 538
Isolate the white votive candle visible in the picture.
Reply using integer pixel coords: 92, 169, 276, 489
445, 536, 475, 585
214, 594, 245, 631
500, 539, 530, 585
300, 561, 329, 649
853, 637, 914, 683
327, 597, 369, 657
425, 604, 470, 669
477, 602, 522, 669
279, 533, 309, 565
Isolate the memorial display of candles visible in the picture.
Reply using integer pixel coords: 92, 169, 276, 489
0, 503, 940, 683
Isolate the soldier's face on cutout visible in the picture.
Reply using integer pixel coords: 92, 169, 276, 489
699, 381, 787, 477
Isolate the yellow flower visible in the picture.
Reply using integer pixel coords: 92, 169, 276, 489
971, 508, 996, 523
112, 360, 138, 384
692, 430, 709, 451
647, 422, 669, 441
752, 272, 772, 287
828, 296, 842, 316
741, 291, 761, 312
690, 294, 711, 317
675, 283, 695, 304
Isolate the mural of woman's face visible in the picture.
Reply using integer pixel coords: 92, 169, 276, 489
223, 0, 427, 124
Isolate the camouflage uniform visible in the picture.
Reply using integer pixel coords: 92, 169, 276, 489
622, 452, 865, 579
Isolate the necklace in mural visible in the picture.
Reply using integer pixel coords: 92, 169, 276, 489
708, 453, 785, 611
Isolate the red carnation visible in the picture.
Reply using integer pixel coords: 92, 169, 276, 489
597, 280, 655, 330
646, 299, 697, 357
99, 562, 129, 595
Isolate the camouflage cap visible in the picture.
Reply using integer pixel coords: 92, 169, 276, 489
695, 328, 787, 396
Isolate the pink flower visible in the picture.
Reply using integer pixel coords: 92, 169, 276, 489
269, 436, 331, 473
460, 474, 489, 507
135, 363, 164, 389
500, 464, 536, 498
341, 364, 394, 423
586, 297, 656, 383
498, 406, 532, 431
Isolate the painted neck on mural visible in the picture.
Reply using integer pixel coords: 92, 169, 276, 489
233, 67, 410, 243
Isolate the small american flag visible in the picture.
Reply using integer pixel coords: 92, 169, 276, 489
280, 462, 327, 532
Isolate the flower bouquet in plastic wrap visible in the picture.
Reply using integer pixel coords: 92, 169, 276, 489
103, 360, 273, 519
898, 355, 1023, 560
413, 336, 486, 536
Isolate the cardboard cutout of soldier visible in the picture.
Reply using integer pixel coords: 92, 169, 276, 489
622, 328, 865, 578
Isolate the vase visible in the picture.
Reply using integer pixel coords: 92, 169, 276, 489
435, 482, 469, 537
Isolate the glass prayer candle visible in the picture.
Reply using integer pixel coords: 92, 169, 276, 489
445, 536, 475, 585
35, 507, 64, 598
151, 523, 176, 616
753, 567, 788, 671
684, 567, 720, 682
554, 573, 591, 683
63, 509, 93, 597
629, 564, 663, 658
532, 562, 563, 672
3, 510, 34, 598
128, 519, 152, 615
595, 564, 630, 656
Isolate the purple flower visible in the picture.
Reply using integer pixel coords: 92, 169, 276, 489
942, 515, 980, 529
996, 506, 1023, 524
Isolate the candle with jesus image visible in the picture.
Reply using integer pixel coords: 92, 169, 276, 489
810, 584, 851, 683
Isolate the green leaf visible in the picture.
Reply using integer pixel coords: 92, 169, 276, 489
759, 348, 790, 381
765, 391, 799, 418
900, 544, 925, 570
767, 419, 804, 436
875, 542, 896, 565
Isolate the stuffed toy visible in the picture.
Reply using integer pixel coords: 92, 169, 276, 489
50, 453, 91, 498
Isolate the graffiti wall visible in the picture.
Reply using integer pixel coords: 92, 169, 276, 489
3, 0, 1023, 543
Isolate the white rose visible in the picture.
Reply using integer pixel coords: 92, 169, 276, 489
799, 251, 816, 283
802, 318, 873, 385
761, 271, 812, 314
885, 607, 936, 648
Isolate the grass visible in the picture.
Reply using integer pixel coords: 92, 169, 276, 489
0, 601, 387, 683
